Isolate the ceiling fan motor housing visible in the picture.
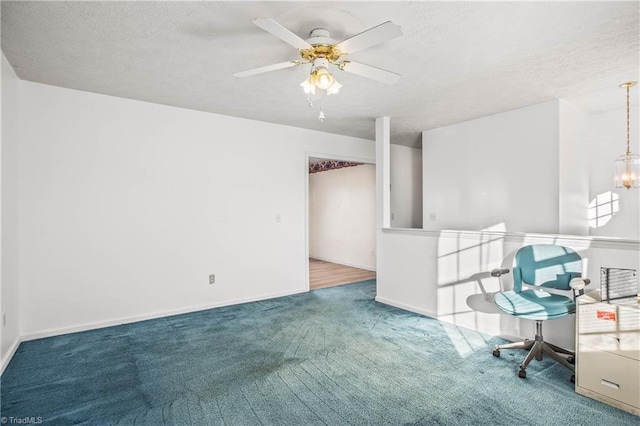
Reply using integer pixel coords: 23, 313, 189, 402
301, 28, 343, 63
308, 28, 334, 44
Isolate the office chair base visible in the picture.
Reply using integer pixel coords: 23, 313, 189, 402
492, 321, 575, 381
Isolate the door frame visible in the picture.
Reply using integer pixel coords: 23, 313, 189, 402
304, 152, 376, 291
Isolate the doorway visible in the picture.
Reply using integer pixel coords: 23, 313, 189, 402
306, 154, 376, 290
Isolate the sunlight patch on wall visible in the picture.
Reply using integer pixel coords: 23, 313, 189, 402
436, 224, 507, 350
437, 223, 506, 285
588, 191, 619, 228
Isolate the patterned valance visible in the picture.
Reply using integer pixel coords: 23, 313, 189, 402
309, 160, 362, 174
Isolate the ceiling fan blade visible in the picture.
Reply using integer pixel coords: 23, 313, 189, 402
233, 61, 299, 78
252, 18, 313, 50
339, 61, 400, 85
335, 21, 402, 55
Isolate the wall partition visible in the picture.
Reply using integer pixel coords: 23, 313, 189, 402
375, 97, 640, 350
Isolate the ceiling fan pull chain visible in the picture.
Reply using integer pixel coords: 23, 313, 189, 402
318, 95, 326, 122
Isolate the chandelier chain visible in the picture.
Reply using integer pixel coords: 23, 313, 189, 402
626, 83, 631, 155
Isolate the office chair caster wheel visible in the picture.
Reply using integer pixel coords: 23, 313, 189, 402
518, 369, 526, 379
570, 375, 575, 383
492, 349, 500, 357
567, 355, 574, 365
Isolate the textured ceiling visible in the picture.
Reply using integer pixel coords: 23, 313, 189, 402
2, 1, 639, 148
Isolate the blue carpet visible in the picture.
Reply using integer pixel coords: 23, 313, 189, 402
1, 280, 637, 425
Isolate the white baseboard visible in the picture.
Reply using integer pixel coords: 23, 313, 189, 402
1, 336, 22, 376
21, 288, 307, 342
309, 256, 376, 272
374, 296, 437, 319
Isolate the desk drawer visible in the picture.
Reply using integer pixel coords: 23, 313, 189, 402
578, 303, 639, 334
579, 332, 640, 360
578, 303, 640, 361
578, 350, 640, 409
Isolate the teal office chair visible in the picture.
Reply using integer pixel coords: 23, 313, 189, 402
491, 245, 589, 381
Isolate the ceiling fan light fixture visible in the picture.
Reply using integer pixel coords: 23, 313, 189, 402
326, 80, 342, 95
614, 81, 639, 189
300, 75, 316, 94
313, 67, 335, 91
308, 58, 339, 92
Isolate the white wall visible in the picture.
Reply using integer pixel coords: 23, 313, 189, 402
421, 97, 640, 239
1, 54, 21, 368
422, 101, 560, 234
390, 144, 422, 229
309, 164, 376, 270
559, 100, 589, 235
16, 81, 374, 338
586, 107, 640, 240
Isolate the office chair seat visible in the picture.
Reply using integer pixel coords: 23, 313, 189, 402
493, 289, 575, 320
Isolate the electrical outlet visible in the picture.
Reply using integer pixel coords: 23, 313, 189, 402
275, 213, 281, 223
429, 212, 437, 221
209, 274, 215, 285
2, 312, 6, 328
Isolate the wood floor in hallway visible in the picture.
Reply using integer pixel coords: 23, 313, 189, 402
309, 258, 376, 290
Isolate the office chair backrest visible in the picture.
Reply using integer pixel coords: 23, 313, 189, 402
513, 245, 583, 292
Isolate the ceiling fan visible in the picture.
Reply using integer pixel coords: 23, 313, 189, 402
234, 18, 403, 114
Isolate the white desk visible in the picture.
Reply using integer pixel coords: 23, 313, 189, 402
575, 290, 639, 416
